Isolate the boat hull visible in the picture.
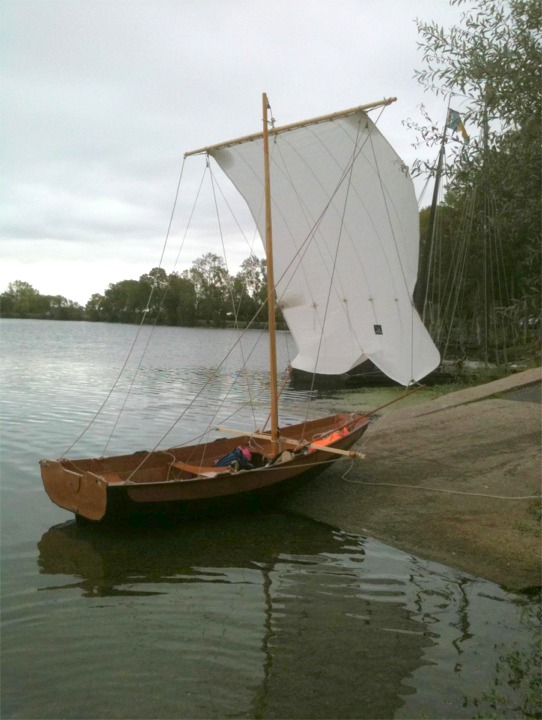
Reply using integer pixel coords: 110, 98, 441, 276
103, 461, 334, 522
40, 413, 369, 524
289, 358, 505, 389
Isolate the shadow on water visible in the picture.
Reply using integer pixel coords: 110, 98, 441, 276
36, 513, 347, 597
33, 512, 435, 719
0, 510, 535, 719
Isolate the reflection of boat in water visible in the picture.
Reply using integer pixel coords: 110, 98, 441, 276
38, 513, 434, 718
37, 513, 344, 596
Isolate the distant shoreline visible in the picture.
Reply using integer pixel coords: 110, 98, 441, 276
0, 315, 288, 331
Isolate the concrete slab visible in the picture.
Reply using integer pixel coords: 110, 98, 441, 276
280, 367, 542, 591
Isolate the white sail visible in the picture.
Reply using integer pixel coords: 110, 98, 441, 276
210, 108, 440, 386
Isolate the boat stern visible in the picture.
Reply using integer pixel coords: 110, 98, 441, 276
39, 459, 108, 521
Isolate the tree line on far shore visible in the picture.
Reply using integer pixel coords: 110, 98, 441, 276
0, 253, 273, 328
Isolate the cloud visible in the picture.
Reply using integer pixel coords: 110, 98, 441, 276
1, 0, 464, 304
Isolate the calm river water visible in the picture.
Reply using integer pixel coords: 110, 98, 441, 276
1, 319, 539, 719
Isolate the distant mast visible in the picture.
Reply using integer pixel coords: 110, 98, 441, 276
262, 93, 279, 453
414, 112, 449, 321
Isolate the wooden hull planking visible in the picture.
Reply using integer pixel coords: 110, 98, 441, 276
40, 413, 369, 522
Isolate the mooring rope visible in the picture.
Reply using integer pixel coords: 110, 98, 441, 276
340, 458, 540, 500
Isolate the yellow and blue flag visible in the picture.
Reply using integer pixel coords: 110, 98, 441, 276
447, 109, 470, 143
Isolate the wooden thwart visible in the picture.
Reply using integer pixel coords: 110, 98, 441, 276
169, 460, 220, 476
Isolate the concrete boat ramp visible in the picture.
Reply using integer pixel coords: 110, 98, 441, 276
281, 367, 541, 591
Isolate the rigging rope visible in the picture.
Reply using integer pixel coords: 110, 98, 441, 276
71, 103, 421, 468
208, 162, 260, 430
63, 157, 191, 456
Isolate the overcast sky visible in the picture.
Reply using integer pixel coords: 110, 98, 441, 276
1, 0, 467, 305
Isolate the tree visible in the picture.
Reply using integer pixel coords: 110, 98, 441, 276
413, 0, 541, 356
416, 0, 541, 130
85, 293, 105, 321
186, 253, 230, 325
45, 295, 84, 320
1, 280, 41, 317
231, 254, 268, 324
139, 267, 169, 321
100, 280, 148, 323
0, 281, 84, 319
162, 273, 196, 326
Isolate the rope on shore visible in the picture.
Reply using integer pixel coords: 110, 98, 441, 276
340, 462, 540, 500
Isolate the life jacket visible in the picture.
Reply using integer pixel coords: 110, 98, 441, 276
309, 427, 349, 451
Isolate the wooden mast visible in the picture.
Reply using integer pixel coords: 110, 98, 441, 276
262, 93, 279, 453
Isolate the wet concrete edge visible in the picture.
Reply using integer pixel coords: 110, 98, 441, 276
280, 367, 542, 592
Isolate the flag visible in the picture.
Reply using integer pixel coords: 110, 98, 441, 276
447, 109, 470, 143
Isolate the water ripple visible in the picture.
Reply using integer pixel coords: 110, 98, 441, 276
1, 321, 539, 720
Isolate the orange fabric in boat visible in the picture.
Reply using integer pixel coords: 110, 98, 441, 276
309, 427, 349, 451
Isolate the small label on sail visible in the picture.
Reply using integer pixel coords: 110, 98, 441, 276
374, 324, 383, 335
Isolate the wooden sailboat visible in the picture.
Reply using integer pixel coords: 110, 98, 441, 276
39, 94, 439, 523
